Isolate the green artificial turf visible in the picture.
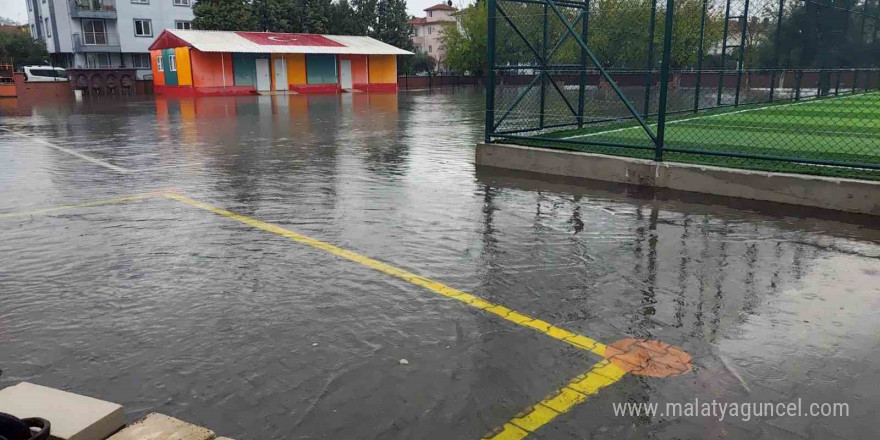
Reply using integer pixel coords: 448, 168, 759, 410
501, 92, 880, 180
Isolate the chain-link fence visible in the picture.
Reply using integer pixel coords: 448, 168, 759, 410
485, 0, 880, 179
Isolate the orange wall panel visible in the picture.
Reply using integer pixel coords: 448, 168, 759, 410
285, 54, 306, 86
174, 47, 193, 86
151, 50, 165, 86
190, 50, 234, 88
368, 55, 397, 84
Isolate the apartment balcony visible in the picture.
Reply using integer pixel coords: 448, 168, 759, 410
72, 31, 121, 53
70, 0, 117, 19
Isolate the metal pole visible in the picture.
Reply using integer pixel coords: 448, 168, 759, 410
836, 0, 851, 94
540, 3, 549, 129
734, 0, 750, 107
717, 0, 733, 106
770, 0, 784, 102
644, 0, 658, 117
694, 0, 708, 112
795, 69, 802, 100
577, 0, 590, 127
485, 0, 497, 143
856, 0, 870, 91
656, 0, 676, 162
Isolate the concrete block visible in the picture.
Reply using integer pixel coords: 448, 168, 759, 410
0, 382, 124, 440
476, 143, 880, 216
106, 413, 214, 440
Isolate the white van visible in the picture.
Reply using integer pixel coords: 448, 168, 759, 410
23, 66, 68, 82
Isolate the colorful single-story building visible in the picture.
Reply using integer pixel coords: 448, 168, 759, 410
147, 30, 412, 96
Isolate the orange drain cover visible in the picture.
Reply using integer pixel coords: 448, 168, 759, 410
605, 338, 693, 378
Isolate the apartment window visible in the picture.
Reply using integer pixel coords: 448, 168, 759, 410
427, 10, 432, 17
131, 0, 149, 3
175, 21, 193, 30
82, 19, 106, 44
156, 56, 163, 72
428, 45, 432, 53
173, 0, 190, 6
427, 26, 432, 35
44, 18, 50, 37
28, 0, 32, 11
169, 54, 176, 72
134, 19, 152, 37
86, 53, 110, 68
131, 53, 150, 69
30, 25, 36, 37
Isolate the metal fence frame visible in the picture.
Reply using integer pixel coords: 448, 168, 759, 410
484, 0, 880, 174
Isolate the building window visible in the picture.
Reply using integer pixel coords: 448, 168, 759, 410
169, 54, 176, 71
428, 45, 432, 53
175, 21, 193, 30
30, 25, 36, 37
156, 56, 163, 71
134, 19, 152, 37
131, 53, 150, 69
82, 19, 107, 44
86, 53, 110, 68
131, 0, 149, 3
173, 0, 190, 6
427, 10, 432, 17
427, 26, 432, 35
44, 18, 50, 37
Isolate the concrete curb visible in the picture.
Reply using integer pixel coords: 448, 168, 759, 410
476, 143, 880, 216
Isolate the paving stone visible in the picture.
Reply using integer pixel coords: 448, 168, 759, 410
106, 413, 214, 440
0, 382, 124, 440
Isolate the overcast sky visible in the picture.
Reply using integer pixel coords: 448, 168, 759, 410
0, 0, 468, 27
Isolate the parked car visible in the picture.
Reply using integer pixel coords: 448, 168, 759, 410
23, 66, 68, 82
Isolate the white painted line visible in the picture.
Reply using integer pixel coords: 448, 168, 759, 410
0, 128, 131, 173
560, 92, 877, 140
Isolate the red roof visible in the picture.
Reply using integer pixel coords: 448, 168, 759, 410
424, 3, 458, 11
235, 32, 344, 47
407, 17, 428, 25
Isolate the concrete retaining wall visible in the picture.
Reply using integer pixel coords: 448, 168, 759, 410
476, 143, 880, 216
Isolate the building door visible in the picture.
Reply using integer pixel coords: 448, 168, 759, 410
339, 59, 352, 89
255, 58, 271, 92
273, 58, 287, 91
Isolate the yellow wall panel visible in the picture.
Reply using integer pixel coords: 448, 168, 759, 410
368, 55, 397, 84
174, 47, 193, 86
285, 54, 306, 86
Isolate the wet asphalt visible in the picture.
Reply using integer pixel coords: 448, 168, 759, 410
1, 89, 879, 440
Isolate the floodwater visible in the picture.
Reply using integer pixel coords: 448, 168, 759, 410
1, 89, 880, 440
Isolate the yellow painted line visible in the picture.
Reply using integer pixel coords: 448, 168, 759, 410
482, 360, 628, 440
0, 192, 167, 219
165, 193, 609, 358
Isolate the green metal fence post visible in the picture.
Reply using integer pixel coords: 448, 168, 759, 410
770, 0, 784, 102
717, 0, 733, 106
539, 3, 549, 129
656, 0, 676, 162
734, 0, 750, 107
644, 0, 658, 117
577, 0, 590, 127
835, 0, 850, 94
795, 70, 802, 101
485, 0, 497, 143
694, 0, 708, 112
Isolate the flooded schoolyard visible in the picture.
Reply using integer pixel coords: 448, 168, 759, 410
1, 89, 879, 439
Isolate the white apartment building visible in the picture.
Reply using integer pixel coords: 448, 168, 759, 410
25, 0, 194, 78
408, 2, 458, 70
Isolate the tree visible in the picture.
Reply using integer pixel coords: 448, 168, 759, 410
193, 0, 259, 31
373, 0, 413, 49
252, 0, 302, 32
409, 51, 437, 74
442, 1, 488, 74
329, 0, 360, 35
0, 32, 48, 66
304, 0, 333, 33
352, 0, 379, 35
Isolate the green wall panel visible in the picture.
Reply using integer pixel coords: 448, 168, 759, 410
306, 54, 337, 85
